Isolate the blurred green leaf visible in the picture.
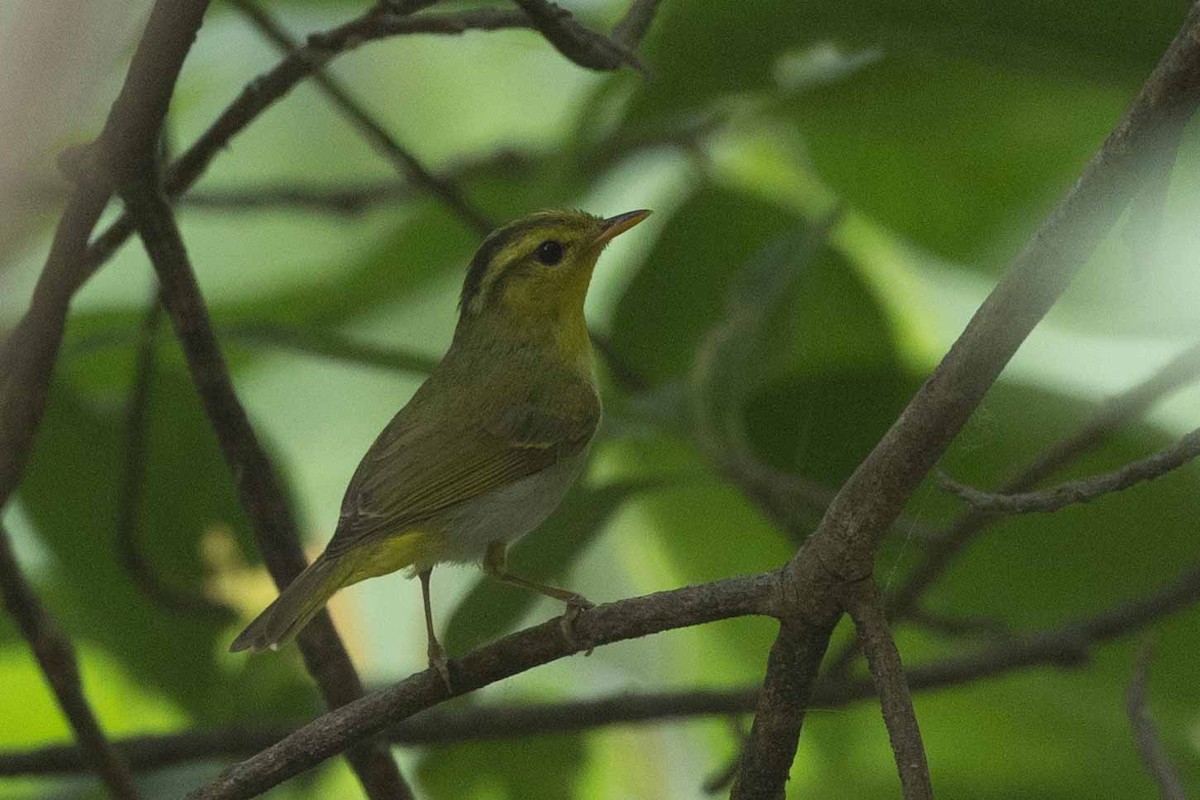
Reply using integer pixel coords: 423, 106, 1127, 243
610, 185, 799, 383
444, 479, 658, 655
418, 734, 587, 800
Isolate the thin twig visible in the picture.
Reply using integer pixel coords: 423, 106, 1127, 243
231, 0, 494, 235
736, 5, 1200, 796
610, 0, 665, 48
1126, 640, 1188, 800
938, 425, 1200, 516
0, 524, 141, 798
845, 580, 932, 800
117, 176, 414, 800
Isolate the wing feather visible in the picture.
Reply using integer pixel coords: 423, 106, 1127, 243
325, 390, 598, 558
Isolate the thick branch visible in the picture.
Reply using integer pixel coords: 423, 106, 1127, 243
737, 6, 1200, 796
187, 572, 779, 799
1126, 641, 1188, 800
845, 581, 931, 800
0, 524, 140, 798
231, 0, 494, 235
117, 178, 413, 799
938, 425, 1200, 515
510, 0, 643, 71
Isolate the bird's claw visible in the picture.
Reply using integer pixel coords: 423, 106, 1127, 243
560, 594, 595, 654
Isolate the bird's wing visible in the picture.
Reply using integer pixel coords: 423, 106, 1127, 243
325, 394, 599, 558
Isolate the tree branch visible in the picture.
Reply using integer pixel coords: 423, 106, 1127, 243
231, 0, 494, 235
1126, 641, 1188, 800
0, 524, 141, 798
186, 572, 780, 799
845, 580, 932, 800
116, 176, 413, 799
10, 558, 1200, 783
735, 5, 1200, 795
938, 425, 1200, 516
509, 0, 644, 71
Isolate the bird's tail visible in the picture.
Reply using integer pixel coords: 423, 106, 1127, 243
229, 554, 349, 653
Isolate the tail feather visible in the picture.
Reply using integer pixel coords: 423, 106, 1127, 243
229, 555, 347, 653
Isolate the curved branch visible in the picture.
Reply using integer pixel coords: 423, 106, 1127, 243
938, 425, 1200, 516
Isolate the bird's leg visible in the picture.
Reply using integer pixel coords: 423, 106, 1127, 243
483, 542, 594, 649
419, 569, 452, 691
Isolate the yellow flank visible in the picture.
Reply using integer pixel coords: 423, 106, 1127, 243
345, 530, 446, 584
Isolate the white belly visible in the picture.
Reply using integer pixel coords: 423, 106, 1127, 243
435, 450, 588, 564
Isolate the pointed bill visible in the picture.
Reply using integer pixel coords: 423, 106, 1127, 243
594, 209, 652, 245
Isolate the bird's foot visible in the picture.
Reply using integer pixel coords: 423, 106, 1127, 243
559, 594, 595, 655
428, 641, 453, 693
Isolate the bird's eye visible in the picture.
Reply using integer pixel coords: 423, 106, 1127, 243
534, 240, 564, 266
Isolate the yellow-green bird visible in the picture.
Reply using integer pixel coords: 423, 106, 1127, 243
230, 208, 651, 684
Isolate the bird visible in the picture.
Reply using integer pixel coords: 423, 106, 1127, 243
229, 208, 652, 687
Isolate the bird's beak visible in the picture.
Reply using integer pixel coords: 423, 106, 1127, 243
594, 209, 652, 246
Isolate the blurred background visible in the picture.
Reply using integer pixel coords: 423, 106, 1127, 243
2, 0, 1200, 797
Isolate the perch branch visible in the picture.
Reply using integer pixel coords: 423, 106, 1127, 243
938, 425, 1200, 516
9, 558, 1200, 781
187, 572, 780, 799
735, 5, 1200, 797
116, 176, 413, 799
0, 524, 141, 798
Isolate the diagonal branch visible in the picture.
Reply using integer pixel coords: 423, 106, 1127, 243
510, 0, 645, 71
116, 176, 413, 799
734, 5, 1200, 797
230, 0, 494, 235
938, 425, 1200, 516
187, 571, 780, 799
1126, 641, 1188, 800
844, 580, 931, 800
0, 524, 141, 798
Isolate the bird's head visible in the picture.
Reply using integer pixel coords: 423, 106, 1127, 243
458, 209, 651, 323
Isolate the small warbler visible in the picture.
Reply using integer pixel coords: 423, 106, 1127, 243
230, 208, 651, 685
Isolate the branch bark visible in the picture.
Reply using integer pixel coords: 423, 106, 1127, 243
845, 581, 932, 800
187, 572, 779, 799
734, 5, 1200, 796
116, 177, 413, 799
0, 524, 140, 799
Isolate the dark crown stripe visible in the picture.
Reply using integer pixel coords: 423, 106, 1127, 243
459, 216, 549, 311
